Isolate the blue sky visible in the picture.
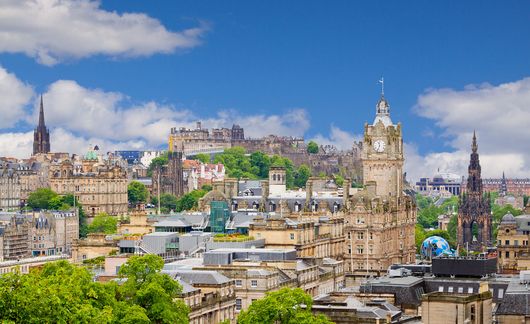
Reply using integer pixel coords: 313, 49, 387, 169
0, 0, 529, 180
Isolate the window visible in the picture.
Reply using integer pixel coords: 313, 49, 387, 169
498, 289, 504, 299
470, 305, 475, 320
251, 280, 258, 288
235, 299, 242, 311
357, 246, 364, 254
448, 286, 454, 293
369, 232, 373, 240
347, 232, 351, 239
235, 280, 242, 287
515, 240, 519, 246
505, 240, 510, 245
438, 286, 444, 292
505, 251, 510, 258
468, 287, 474, 294
290, 233, 295, 240
357, 232, 364, 240
458, 287, 463, 293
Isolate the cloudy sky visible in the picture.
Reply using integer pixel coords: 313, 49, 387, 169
0, 0, 529, 182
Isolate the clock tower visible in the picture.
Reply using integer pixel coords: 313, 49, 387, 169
361, 93, 404, 197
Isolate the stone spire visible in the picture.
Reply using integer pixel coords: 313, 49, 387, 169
33, 95, 51, 155
373, 81, 393, 126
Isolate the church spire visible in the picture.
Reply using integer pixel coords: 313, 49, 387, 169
33, 95, 51, 155
38, 95, 45, 129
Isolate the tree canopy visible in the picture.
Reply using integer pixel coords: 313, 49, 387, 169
128, 181, 149, 205
213, 147, 310, 189
87, 213, 118, 234
151, 189, 208, 213
307, 141, 319, 154
147, 152, 169, 177
237, 288, 332, 324
294, 164, 311, 188
193, 153, 210, 164
27, 188, 59, 210
0, 255, 188, 323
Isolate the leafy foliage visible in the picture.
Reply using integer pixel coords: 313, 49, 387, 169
294, 164, 311, 188
238, 288, 332, 324
27, 188, 59, 210
151, 190, 208, 213
147, 152, 168, 177
87, 213, 118, 234
306, 141, 319, 154
0, 255, 188, 323
193, 153, 211, 164
214, 147, 308, 189
416, 195, 458, 229
27, 189, 88, 237
491, 204, 523, 239
127, 181, 149, 205
334, 174, 344, 187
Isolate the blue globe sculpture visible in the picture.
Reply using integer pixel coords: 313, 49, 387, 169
421, 236, 452, 258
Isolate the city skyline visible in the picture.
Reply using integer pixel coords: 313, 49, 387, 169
0, 1, 529, 181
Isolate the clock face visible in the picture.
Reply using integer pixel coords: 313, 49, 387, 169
373, 140, 386, 153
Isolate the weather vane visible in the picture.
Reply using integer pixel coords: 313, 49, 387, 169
379, 77, 384, 96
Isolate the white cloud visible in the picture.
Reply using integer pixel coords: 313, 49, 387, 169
0, 0, 208, 65
203, 109, 311, 138
408, 77, 530, 181
0, 131, 33, 158
310, 125, 362, 150
0, 66, 34, 127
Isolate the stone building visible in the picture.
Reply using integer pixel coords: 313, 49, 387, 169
30, 210, 79, 257
458, 132, 492, 249
196, 94, 416, 278
176, 248, 344, 313
0, 165, 21, 210
168, 122, 363, 181
346, 93, 416, 276
49, 147, 128, 217
33, 96, 51, 156
0, 159, 49, 210
0, 213, 31, 261
496, 213, 530, 273
152, 150, 184, 198
249, 214, 344, 259
421, 290, 492, 324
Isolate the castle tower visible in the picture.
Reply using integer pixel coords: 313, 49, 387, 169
361, 92, 404, 197
458, 132, 492, 249
33, 96, 51, 155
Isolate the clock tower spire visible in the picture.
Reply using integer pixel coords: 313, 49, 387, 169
361, 85, 404, 197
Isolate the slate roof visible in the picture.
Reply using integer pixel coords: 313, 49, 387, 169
165, 270, 232, 285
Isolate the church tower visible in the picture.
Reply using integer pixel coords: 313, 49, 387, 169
33, 96, 51, 155
458, 132, 492, 249
361, 89, 404, 197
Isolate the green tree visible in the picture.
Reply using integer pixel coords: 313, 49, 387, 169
250, 151, 271, 178
334, 174, 345, 187
294, 164, 311, 188
201, 184, 213, 192
415, 224, 426, 253
87, 213, 118, 234
128, 181, 149, 205
118, 255, 188, 323
27, 188, 58, 210
307, 141, 319, 154
238, 288, 332, 324
147, 152, 169, 177
194, 153, 210, 164
0, 255, 189, 323
152, 193, 179, 213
